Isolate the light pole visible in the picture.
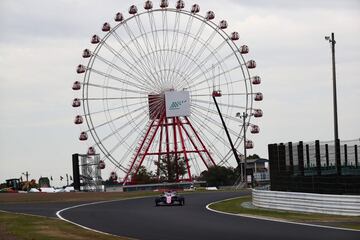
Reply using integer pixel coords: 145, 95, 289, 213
236, 112, 248, 185
325, 33, 339, 142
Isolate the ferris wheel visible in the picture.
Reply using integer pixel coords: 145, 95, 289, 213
72, 0, 263, 183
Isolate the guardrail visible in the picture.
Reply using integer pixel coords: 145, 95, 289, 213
252, 189, 360, 216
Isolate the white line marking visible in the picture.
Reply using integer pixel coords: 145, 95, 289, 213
205, 197, 360, 232
56, 196, 153, 239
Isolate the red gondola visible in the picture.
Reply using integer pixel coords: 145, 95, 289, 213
76, 65, 86, 74
252, 76, 261, 85
212, 90, 222, 97
246, 60, 256, 69
129, 5, 138, 14
115, 12, 124, 22
160, 0, 169, 8
205, 11, 215, 20
246, 140, 254, 149
230, 32, 239, 41
74, 115, 83, 125
91, 35, 100, 44
250, 125, 260, 134
144, 1, 153, 10
219, 20, 228, 29
79, 132, 88, 141
191, 4, 200, 13
253, 109, 263, 118
72, 98, 81, 107
82, 49, 91, 58
102, 22, 110, 32
87, 146, 96, 155
254, 92, 263, 101
240, 45, 249, 54
176, 0, 185, 9
72, 81, 81, 90
98, 160, 106, 170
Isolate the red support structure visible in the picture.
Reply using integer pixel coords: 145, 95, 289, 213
123, 107, 216, 184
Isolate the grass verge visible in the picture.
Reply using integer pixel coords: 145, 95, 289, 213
208, 196, 360, 230
0, 211, 132, 240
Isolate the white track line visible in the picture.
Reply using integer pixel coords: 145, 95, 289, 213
56, 196, 152, 239
205, 197, 360, 232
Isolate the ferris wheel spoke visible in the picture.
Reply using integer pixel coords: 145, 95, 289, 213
178, 30, 219, 82
86, 82, 148, 95
189, 115, 227, 161
191, 102, 241, 124
89, 68, 150, 91
85, 105, 147, 133
192, 98, 247, 111
84, 101, 147, 117
186, 62, 242, 90
103, 116, 149, 169
181, 40, 228, 83
192, 106, 240, 137
122, 22, 163, 88
190, 77, 248, 94
101, 40, 157, 91
91, 52, 153, 92
134, 16, 162, 81
171, 15, 194, 76
94, 110, 148, 149
83, 96, 147, 101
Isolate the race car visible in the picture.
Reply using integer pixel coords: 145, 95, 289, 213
155, 190, 185, 206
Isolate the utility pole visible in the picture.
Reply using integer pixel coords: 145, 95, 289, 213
325, 33, 340, 172
22, 171, 30, 182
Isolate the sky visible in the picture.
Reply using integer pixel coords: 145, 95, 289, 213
0, 0, 359, 187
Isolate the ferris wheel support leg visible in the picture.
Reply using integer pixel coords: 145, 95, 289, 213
177, 118, 192, 181
157, 123, 164, 179
178, 119, 209, 169
173, 117, 179, 181
130, 113, 166, 184
185, 116, 216, 167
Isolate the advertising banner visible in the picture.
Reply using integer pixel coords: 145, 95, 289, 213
165, 91, 190, 117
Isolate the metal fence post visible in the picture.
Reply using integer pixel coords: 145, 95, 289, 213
315, 140, 321, 175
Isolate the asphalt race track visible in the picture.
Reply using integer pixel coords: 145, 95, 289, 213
1, 191, 359, 240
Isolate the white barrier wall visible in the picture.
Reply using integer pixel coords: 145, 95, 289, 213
252, 189, 360, 216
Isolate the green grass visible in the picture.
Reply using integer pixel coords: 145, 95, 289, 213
209, 196, 360, 230
0, 211, 132, 240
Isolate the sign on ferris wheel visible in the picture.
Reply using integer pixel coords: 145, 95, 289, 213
165, 91, 191, 117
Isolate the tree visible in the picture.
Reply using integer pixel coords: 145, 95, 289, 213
132, 166, 155, 184
155, 154, 187, 182
199, 166, 238, 187
246, 154, 260, 160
